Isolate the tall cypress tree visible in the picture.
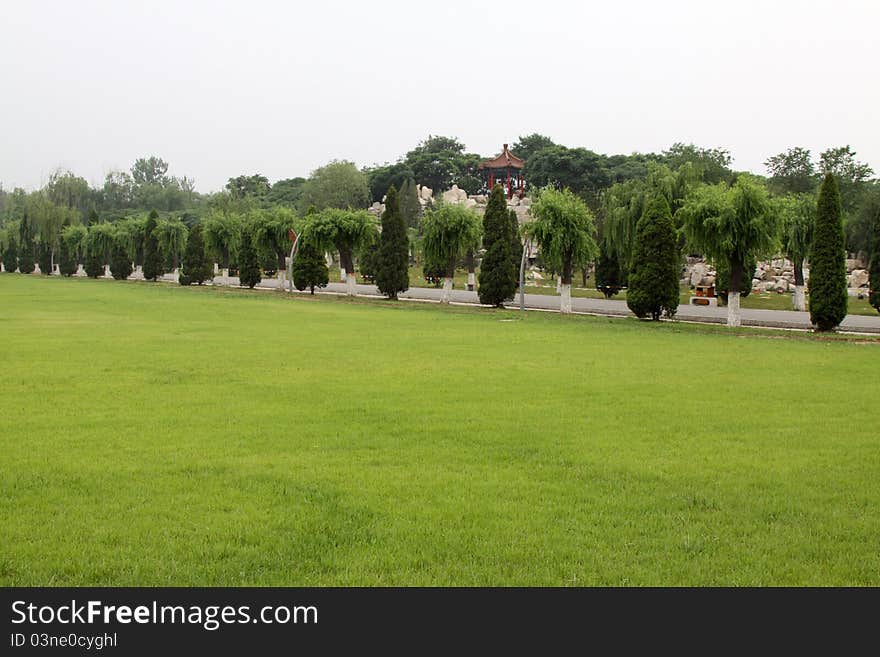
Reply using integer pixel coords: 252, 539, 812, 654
2, 239, 17, 273
375, 185, 409, 299
58, 236, 76, 277
142, 210, 162, 281
84, 246, 104, 278
292, 242, 330, 294
809, 173, 847, 330
37, 242, 53, 275
238, 230, 261, 289
626, 196, 680, 320
478, 185, 515, 306
869, 216, 880, 314
180, 223, 212, 285
18, 216, 36, 274
110, 242, 133, 280
398, 178, 423, 230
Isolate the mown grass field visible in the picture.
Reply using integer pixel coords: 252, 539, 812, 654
1, 274, 879, 586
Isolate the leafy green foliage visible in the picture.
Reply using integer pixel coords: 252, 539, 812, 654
398, 178, 422, 229
478, 186, 517, 306
594, 245, 623, 298
142, 211, 163, 281
778, 194, 816, 285
526, 187, 598, 285
301, 208, 377, 274
809, 174, 848, 330
765, 147, 817, 195
226, 174, 270, 200
179, 223, 213, 286
291, 242, 329, 294
680, 175, 779, 294
2, 238, 17, 273
299, 160, 370, 211
626, 196, 680, 320
375, 187, 410, 299
403, 135, 482, 194
17, 217, 36, 274
662, 143, 733, 184
237, 230, 261, 289
421, 202, 482, 278
203, 212, 243, 268
366, 162, 415, 204
110, 241, 133, 280
510, 134, 556, 162
37, 241, 52, 275
154, 218, 188, 271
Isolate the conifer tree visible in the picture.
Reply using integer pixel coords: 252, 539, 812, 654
626, 196, 680, 320
179, 223, 212, 285
595, 245, 622, 298
238, 230, 261, 289
291, 242, 330, 294
84, 247, 104, 278
2, 239, 17, 273
398, 178, 423, 230
375, 185, 409, 299
142, 210, 162, 281
37, 242, 53, 275
110, 242, 133, 280
18, 216, 36, 274
478, 185, 516, 306
809, 173, 847, 330
58, 235, 76, 276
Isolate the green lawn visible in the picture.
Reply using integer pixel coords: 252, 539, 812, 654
2, 275, 879, 586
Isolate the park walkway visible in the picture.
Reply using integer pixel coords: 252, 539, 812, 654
246, 276, 880, 334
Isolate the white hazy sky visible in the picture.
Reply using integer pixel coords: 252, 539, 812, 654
1, 0, 878, 192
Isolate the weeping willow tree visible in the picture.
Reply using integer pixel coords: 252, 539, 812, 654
84, 223, 117, 278
59, 224, 87, 276
250, 206, 298, 275
421, 202, 482, 303
154, 217, 189, 272
777, 193, 816, 311
203, 211, 243, 278
299, 208, 377, 296
680, 175, 779, 327
601, 162, 698, 281
526, 187, 598, 314
114, 217, 147, 268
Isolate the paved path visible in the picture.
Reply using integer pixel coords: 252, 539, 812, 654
244, 275, 880, 334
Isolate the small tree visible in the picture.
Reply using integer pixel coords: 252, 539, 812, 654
421, 202, 482, 303
375, 186, 410, 300
179, 223, 213, 285
594, 245, 622, 298
809, 173, 847, 330
238, 230, 261, 289
37, 242, 53, 275
478, 185, 517, 306
110, 241, 133, 280
680, 176, 778, 327
627, 196, 680, 320
2, 238, 17, 273
300, 209, 377, 296
18, 217, 36, 274
778, 194, 816, 311
58, 233, 77, 276
291, 242, 329, 294
869, 215, 880, 314
525, 187, 598, 313
142, 210, 162, 281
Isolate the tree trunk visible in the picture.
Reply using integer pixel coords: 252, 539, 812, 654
560, 258, 573, 314
346, 272, 356, 296
340, 266, 347, 282
440, 277, 453, 303
727, 259, 744, 327
340, 250, 356, 296
466, 249, 475, 291
793, 260, 806, 311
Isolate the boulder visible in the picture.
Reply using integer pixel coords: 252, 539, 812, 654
845, 258, 863, 273
849, 269, 869, 288
464, 198, 477, 209
419, 185, 433, 201
441, 185, 468, 204
689, 263, 707, 288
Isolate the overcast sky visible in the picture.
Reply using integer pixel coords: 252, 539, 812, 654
2, 0, 878, 192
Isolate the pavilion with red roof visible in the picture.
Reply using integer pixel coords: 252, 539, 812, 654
479, 143, 525, 198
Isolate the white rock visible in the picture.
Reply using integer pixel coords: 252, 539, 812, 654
441, 185, 468, 204
419, 185, 433, 201
690, 263, 707, 288
849, 269, 869, 287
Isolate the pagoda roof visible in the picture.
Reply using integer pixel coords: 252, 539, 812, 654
479, 144, 525, 170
